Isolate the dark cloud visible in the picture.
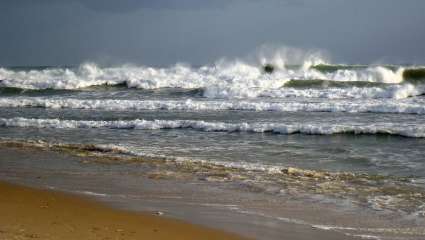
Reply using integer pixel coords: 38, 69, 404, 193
83, 0, 233, 11
2, 0, 235, 12
1, 0, 424, 66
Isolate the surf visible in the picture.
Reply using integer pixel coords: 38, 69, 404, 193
1, 47, 424, 100
1, 117, 424, 138
1, 96, 425, 114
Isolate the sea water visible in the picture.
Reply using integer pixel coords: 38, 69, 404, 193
1, 51, 425, 237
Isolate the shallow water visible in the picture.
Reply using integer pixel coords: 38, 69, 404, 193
1, 146, 424, 240
1, 60, 425, 234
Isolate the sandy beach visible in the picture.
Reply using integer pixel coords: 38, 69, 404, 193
2, 1, 425, 240
0, 181, 246, 240
0, 144, 366, 240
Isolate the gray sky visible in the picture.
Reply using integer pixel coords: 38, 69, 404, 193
1, 0, 425, 66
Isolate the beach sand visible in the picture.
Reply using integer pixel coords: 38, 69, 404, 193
0, 181, 247, 240
0, 145, 372, 240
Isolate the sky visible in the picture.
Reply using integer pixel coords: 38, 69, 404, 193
1, 0, 425, 66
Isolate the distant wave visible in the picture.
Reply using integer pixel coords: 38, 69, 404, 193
311, 64, 370, 72
0, 86, 75, 96
1, 82, 424, 100
2, 82, 424, 100
0, 85, 204, 98
403, 68, 425, 83
283, 79, 387, 88
259, 84, 425, 99
1, 117, 424, 137
1, 60, 424, 99
1, 97, 425, 114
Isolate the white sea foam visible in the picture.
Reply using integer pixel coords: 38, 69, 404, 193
75, 191, 109, 197
1, 117, 424, 137
1, 97, 425, 114
262, 84, 424, 99
315, 66, 404, 84
0, 58, 414, 99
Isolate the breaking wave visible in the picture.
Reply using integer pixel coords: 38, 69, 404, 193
1, 97, 425, 114
1, 117, 424, 138
1, 51, 424, 99
259, 84, 424, 99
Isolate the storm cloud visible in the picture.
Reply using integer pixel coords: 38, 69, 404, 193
1, 0, 424, 66
2, 0, 236, 12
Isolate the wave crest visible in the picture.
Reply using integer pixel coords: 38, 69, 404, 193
1, 48, 424, 99
1, 117, 424, 138
1, 97, 425, 114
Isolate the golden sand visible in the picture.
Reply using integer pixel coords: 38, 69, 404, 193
0, 181, 246, 240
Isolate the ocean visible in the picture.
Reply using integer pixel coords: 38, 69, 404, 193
1, 55, 425, 239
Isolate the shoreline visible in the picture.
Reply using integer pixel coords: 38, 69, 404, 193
2, 143, 422, 240
0, 180, 247, 240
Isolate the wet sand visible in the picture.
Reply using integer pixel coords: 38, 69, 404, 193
0, 181, 246, 240
0, 144, 384, 240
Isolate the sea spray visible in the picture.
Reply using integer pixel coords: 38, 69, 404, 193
1, 48, 420, 100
